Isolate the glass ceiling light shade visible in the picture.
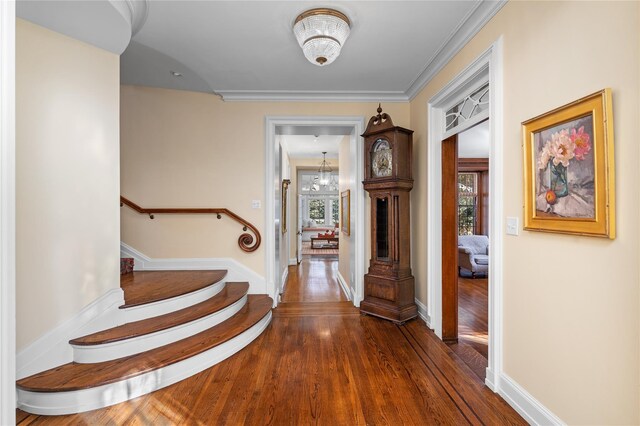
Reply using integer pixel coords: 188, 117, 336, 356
293, 8, 351, 66
318, 152, 332, 185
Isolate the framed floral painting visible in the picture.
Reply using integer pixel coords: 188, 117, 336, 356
522, 89, 615, 238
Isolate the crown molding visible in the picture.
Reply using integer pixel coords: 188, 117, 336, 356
215, 90, 409, 103
216, 1, 505, 103
405, 0, 507, 101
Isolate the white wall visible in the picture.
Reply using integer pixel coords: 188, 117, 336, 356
16, 19, 120, 350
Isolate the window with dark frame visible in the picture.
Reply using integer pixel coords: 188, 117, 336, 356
458, 172, 478, 235
308, 199, 326, 225
331, 199, 339, 225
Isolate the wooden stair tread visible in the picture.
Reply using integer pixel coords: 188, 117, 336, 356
70, 282, 250, 346
120, 270, 227, 308
17, 295, 272, 392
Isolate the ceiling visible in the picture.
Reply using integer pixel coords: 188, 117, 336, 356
280, 135, 344, 160
17, 0, 506, 101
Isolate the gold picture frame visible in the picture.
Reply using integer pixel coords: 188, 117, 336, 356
341, 190, 350, 236
281, 179, 290, 234
522, 89, 615, 238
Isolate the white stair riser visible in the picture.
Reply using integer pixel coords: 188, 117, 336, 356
18, 311, 272, 416
72, 295, 248, 363
121, 281, 225, 322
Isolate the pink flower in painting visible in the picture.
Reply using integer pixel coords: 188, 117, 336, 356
549, 129, 575, 167
570, 126, 591, 160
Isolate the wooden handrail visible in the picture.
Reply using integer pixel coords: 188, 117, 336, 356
120, 196, 261, 253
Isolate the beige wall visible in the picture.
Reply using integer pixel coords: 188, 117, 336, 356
120, 85, 409, 276
338, 136, 352, 287
410, 2, 639, 424
16, 20, 121, 350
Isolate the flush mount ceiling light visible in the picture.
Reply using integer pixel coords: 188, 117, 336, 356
293, 8, 351, 66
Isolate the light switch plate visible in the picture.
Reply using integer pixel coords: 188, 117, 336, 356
506, 216, 519, 236
251, 200, 261, 209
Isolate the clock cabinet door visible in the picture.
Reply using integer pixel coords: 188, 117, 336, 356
375, 196, 390, 261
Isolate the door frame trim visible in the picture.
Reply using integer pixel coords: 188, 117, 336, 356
264, 116, 366, 308
426, 37, 504, 390
0, 1, 16, 422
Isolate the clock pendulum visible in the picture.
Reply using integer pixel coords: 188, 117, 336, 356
360, 105, 418, 324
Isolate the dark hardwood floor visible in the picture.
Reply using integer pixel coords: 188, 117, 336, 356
17, 260, 522, 425
281, 256, 347, 303
448, 276, 489, 380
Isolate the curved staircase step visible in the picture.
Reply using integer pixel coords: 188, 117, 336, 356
120, 270, 228, 308
17, 295, 273, 415
69, 283, 251, 363
119, 270, 228, 322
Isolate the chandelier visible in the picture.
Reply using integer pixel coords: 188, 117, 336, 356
317, 152, 332, 185
293, 8, 351, 66
309, 152, 337, 192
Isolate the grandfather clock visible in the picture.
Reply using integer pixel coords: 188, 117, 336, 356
360, 105, 417, 324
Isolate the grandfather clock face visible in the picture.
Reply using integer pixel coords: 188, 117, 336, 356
371, 138, 392, 178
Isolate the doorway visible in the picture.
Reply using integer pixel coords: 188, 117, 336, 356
264, 117, 366, 309
427, 39, 503, 390
281, 136, 343, 303
442, 120, 490, 380
296, 167, 340, 260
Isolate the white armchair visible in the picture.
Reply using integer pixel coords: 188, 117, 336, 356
458, 235, 489, 278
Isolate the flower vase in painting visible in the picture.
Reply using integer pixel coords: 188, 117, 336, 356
535, 118, 594, 217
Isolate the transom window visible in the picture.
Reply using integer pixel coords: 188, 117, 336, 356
299, 170, 338, 194
445, 82, 489, 134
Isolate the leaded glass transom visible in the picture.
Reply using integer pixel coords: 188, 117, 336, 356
445, 83, 489, 132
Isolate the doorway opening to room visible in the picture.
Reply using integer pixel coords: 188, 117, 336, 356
283, 138, 344, 303
442, 120, 490, 380
427, 39, 503, 390
297, 167, 340, 261
265, 117, 367, 310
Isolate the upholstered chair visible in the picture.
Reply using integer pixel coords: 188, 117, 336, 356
458, 235, 489, 278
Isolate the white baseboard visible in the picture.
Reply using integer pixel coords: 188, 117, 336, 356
485, 368, 497, 392
414, 297, 431, 329
279, 267, 288, 295
121, 242, 266, 294
336, 271, 352, 301
16, 288, 124, 380
288, 258, 297, 266
498, 373, 565, 426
